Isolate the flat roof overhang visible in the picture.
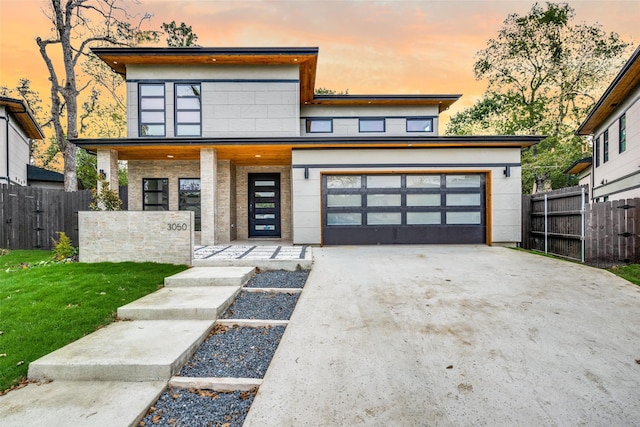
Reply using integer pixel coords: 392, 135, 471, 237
73, 136, 543, 166
0, 97, 45, 139
577, 46, 640, 135
307, 95, 462, 113
91, 47, 319, 103
564, 157, 592, 175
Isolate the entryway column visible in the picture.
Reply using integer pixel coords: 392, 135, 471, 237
96, 149, 118, 192
200, 148, 217, 245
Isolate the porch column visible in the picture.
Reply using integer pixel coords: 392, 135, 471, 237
200, 148, 217, 245
96, 148, 118, 191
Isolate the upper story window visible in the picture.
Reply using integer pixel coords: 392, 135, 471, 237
139, 84, 165, 137
306, 118, 333, 133
595, 135, 600, 167
359, 118, 385, 133
143, 178, 169, 210
406, 118, 433, 133
619, 114, 626, 153
603, 129, 609, 163
175, 83, 201, 137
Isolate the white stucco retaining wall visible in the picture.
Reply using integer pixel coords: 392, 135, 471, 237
79, 211, 194, 265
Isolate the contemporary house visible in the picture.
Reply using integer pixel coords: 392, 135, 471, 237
0, 97, 44, 186
577, 46, 640, 202
564, 157, 592, 199
75, 47, 542, 246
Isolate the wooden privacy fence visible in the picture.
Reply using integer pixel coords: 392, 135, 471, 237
522, 185, 640, 267
0, 184, 92, 250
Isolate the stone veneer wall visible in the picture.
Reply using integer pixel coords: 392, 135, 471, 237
79, 211, 193, 265
236, 165, 292, 240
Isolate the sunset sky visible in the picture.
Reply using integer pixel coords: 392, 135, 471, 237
1, 0, 639, 125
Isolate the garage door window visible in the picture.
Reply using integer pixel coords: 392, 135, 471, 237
322, 173, 486, 244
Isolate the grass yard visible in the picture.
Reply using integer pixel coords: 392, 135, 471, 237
609, 264, 640, 286
0, 250, 188, 393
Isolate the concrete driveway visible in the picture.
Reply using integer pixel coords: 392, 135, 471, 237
244, 245, 640, 426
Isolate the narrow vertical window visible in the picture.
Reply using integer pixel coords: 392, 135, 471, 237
139, 84, 165, 137
179, 178, 201, 231
595, 135, 600, 167
619, 114, 626, 153
175, 83, 201, 136
143, 178, 169, 210
603, 129, 609, 163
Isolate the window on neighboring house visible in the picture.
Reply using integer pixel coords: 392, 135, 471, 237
179, 178, 201, 231
143, 178, 169, 210
306, 118, 333, 133
619, 114, 626, 153
595, 135, 600, 167
359, 118, 385, 133
139, 84, 165, 137
603, 129, 609, 163
175, 83, 201, 136
406, 118, 433, 132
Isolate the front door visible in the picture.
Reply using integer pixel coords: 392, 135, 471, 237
249, 173, 281, 238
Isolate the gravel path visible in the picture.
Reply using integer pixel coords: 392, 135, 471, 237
179, 325, 285, 378
244, 270, 310, 288
221, 291, 300, 320
140, 388, 255, 427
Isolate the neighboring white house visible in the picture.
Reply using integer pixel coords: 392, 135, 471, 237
0, 97, 44, 186
75, 46, 542, 246
577, 46, 640, 202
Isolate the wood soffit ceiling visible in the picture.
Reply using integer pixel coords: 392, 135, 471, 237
578, 46, 640, 135
0, 97, 45, 139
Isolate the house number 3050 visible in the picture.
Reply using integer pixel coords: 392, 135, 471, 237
167, 223, 188, 231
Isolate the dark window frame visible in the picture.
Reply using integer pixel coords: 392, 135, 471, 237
306, 118, 333, 133
619, 114, 626, 153
139, 83, 166, 137
595, 135, 601, 167
178, 178, 201, 231
358, 118, 386, 133
142, 178, 169, 210
603, 129, 609, 163
406, 117, 434, 133
175, 83, 202, 137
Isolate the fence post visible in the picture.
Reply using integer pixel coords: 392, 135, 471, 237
544, 193, 548, 254
580, 187, 585, 263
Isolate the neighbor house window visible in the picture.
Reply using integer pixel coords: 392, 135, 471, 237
603, 129, 609, 163
594, 135, 601, 167
179, 178, 201, 231
619, 114, 626, 153
406, 118, 433, 132
359, 118, 385, 133
143, 178, 169, 210
306, 118, 333, 133
175, 83, 201, 136
139, 84, 165, 137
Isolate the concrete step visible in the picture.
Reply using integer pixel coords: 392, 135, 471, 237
164, 267, 255, 287
0, 380, 166, 427
28, 320, 214, 382
117, 286, 241, 321
192, 258, 313, 271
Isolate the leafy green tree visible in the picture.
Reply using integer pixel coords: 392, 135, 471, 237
446, 2, 630, 193
162, 21, 199, 47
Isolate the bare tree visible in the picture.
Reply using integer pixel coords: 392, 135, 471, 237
35, 0, 158, 191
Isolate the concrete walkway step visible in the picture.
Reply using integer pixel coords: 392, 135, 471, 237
117, 286, 241, 320
165, 267, 255, 287
28, 320, 214, 382
0, 380, 166, 427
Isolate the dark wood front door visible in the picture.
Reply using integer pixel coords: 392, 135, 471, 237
249, 173, 281, 238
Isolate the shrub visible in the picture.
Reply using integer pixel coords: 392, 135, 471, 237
90, 176, 122, 211
52, 232, 77, 261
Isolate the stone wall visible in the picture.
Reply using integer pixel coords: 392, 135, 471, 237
79, 211, 193, 265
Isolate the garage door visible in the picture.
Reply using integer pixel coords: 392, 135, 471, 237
322, 173, 486, 245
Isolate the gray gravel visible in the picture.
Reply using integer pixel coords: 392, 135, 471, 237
244, 269, 310, 288
179, 325, 285, 378
139, 388, 255, 427
221, 291, 300, 320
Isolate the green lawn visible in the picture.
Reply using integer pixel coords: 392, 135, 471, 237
609, 264, 640, 286
0, 250, 189, 393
